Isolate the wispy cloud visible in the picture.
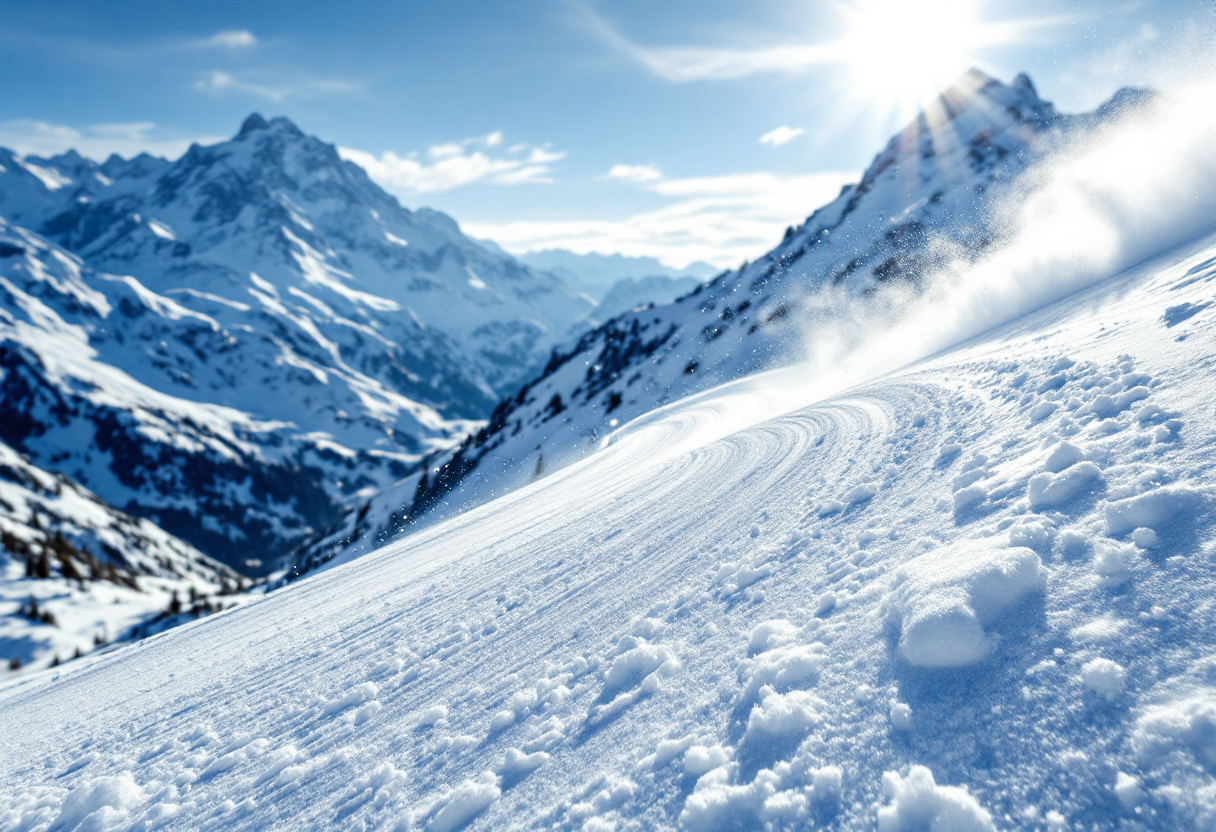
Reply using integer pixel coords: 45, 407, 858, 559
607, 163, 662, 183
0, 119, 222, 161
200, 30, 258, 49
574, 4, 839, 82
759, 126, 804, 147
341, 133, 565, 194
466, 169, 855, 269
193, 70, 361, 102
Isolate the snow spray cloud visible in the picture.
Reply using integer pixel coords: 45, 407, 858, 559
605, 75, 1216, 465
795, 75, 1216, 397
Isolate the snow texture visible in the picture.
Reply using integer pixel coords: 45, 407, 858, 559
2, 70, 1216, 832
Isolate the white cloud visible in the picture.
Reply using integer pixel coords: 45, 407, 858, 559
201, 30, 257, 49
340, 134, 565, 194
193, 70, 361, 102
0, 119, 222, 161
575, 4, 838, 82
465, 170, 855, 269
759, 126, 805, 147
608, 163, 662, 183
428, 142, 465, 160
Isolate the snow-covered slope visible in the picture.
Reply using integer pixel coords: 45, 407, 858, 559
2, 191, 1214, 829
394, 71, 1152, 532
10, 115, 593, 399
0, 436, 243, 675
0, 218, 479, 572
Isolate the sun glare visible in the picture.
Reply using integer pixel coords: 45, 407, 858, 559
836, 0, 1002, 119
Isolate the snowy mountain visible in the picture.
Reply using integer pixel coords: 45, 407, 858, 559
518, 248, 717, 301
389, 71, 1155, 535
1, 178, 1213, 828
0, 114, 619, 578
0, 115, 614, 671
0, 435, 244, 674
8, 114, 593, 398
0, 216, 490, 575
0, 147, 170, 229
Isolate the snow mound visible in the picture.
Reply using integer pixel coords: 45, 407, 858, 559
743, 688, 825, 743
877, 766, 994, 832
738, 642, 823, 704
886, 541, 1045, 668
424, 771, 501, 832
1133, 689, 1216, 770
1027, 461, 1102, 511
1104, 484, 1208, 536
1080, 658, 1128, 700
678, 762, 841, 831
1130, 686, 1216, 825
52, 772, 146, 831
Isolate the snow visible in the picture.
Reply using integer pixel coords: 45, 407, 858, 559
50, 772, 145, 830
683, 744, 730, 776
1080, 658, 1128, 700
1114, 771, 1142, 810
1027, 461, 1101, 510
2, 196, 1216, 829
877, 766, 994, 832
146, 219, 176, 240
1091, 540, 1139, 586
423, 771, 500, 832
13, 158, 72, 191
886, 541, 1045, 668
889, 701, 913, 730
1103, 484, 1208, 536
2, 72, 1216, 831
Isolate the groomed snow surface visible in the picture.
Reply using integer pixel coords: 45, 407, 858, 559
2, 232, 1216, 829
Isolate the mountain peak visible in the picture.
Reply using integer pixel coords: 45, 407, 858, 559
1012, 72, 1038, 97
959, 66, 996, 86
238, 113, 269, 136
944, 68, 1046, 108
916, 68, 1055, 136
236, 113, 307, 142
266, 116, 304, 138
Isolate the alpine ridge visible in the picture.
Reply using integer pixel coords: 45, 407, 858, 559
345, 70, 1153, 549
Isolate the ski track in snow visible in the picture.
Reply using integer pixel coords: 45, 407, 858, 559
2, 234, 1216, 829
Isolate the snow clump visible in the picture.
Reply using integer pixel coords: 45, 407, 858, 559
886, 540, 1045, 668
877, 766, 995, 832
1081, 658, 1128, 700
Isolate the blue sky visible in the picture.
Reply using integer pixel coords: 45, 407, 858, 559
0, 0, 1209, 267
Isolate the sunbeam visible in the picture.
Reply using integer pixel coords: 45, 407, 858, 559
832, 0, 1049, 122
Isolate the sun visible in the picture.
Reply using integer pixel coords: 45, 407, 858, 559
834, 0, 1013, 120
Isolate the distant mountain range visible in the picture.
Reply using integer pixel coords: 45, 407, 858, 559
514, 249, 718, 301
